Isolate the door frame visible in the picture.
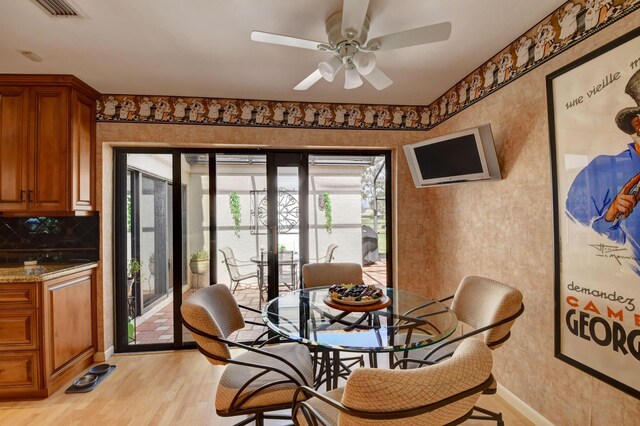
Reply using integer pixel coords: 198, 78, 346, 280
266, 152, 310, 301
114, 147, 393, 353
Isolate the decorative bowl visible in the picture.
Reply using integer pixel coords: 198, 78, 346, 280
328, 283, 385, 305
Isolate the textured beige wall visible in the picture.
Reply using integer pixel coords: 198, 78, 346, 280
95, 124, 433, 352
415, 12, 640, 425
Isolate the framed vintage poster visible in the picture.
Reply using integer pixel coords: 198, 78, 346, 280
547, 27, 640, 398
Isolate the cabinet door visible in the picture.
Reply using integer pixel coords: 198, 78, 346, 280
0, 310, 38, 350
0, 283, 37, 309
29, 86, 69, 211
70, 90, 95, 211
0, 351, 41, 393
44, 270, 95, 376
0, 86, 29, 210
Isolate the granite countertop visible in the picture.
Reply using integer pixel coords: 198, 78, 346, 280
0, 262, 99, 283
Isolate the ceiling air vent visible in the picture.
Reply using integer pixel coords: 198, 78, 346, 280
32, 0, 80, 17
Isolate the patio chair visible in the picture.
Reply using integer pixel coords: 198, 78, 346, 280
278, 250, 298, 291
301, 262, 366, 385
181, 284, 314, 426
393, 275, 524, 425
219, 247, 263, 299
293, 339, 494, 426
318, 244, 338, 263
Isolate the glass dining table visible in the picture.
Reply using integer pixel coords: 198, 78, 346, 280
262, 286, 458, 390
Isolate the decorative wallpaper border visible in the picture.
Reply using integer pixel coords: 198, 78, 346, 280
96, 0, 640, 131
97, 96, 429, 130
426, 0, 640, 128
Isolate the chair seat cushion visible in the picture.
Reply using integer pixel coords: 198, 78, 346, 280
295, 388, 344, 426
216, 343, 313, 413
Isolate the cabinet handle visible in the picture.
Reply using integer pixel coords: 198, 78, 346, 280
20, 190, 25, 203
28, 190, 33, 203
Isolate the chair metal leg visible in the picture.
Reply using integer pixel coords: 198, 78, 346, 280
470, 406, 504, 425
254, 412, 264, 426
331, 349, 340, 389
232, 415, 256, 426
231, 411, 292, 426
368, 352, 378, 368
313, 349, 364, 388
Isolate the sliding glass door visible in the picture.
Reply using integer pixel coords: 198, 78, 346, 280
215, 154, 268, 342
308, 154, 390, 285
117, 153, 177, 350
115, 149, 391, 352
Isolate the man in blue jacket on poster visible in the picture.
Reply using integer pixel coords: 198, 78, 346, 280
566, 69, 640, 274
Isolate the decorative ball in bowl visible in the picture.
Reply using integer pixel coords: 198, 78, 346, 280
89, 364, 111, 375
328, 284, 385, 305
74, 374, 98, 389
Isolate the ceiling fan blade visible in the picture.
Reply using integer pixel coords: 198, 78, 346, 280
341, 0, 369, 39
362, 67, 393, 90
294, 69, 323, 91
364, 22, 452, 51
251, 31, 325, 51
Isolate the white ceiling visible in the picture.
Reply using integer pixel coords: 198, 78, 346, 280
0, 0, 564, 105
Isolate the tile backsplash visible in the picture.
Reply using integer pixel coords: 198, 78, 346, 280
0, 216, 99, 264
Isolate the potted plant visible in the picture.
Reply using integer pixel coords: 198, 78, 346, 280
127, 258, 142, 295
189, 250, 209, 274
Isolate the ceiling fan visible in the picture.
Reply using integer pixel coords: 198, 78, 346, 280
250, 0, 452, 91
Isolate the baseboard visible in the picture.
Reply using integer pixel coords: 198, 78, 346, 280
497, 384, 554, 426
94, 346, 114, 362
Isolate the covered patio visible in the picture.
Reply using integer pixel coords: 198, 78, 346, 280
132, 259, 388, 344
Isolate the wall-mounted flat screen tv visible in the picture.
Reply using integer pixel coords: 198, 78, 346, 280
403, 124, 501, 187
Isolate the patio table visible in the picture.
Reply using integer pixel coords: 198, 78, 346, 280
250, 252, 299, 291
262, 286, 458, 390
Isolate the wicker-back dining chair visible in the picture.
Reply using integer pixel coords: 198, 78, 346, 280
181, 284, 314, 426
293, 339, 494, 425
301, 262, 363, 288
394, 275, 524, 425
301, 262, 366, 386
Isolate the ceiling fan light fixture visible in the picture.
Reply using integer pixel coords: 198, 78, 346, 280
352, 51, 375, 75
344, 65, 363, 89
251, 0, 452, 92
318, 56, 343, 82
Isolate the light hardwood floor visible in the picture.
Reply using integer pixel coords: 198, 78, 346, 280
0, 350, 533, 426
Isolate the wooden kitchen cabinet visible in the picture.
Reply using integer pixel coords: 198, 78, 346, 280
0, 75, 99, 215
29, 86, 69, 212
0, 86, 29, 210
0, 265, 97, 399
70, 90, 96, 211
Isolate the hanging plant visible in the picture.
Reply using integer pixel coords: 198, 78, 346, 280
127, 195, 132, 231
323, 192, 332, 234
229, 192, 242, 238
